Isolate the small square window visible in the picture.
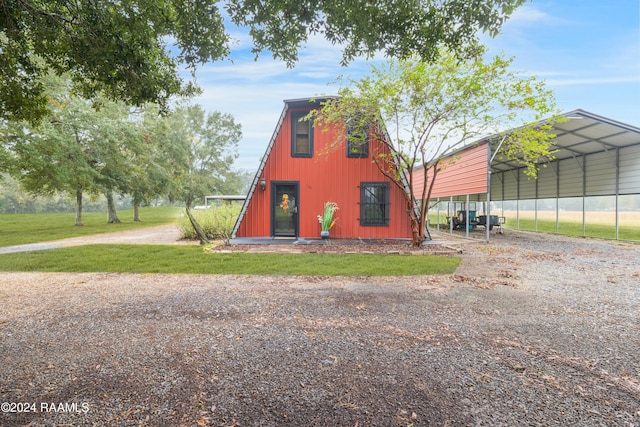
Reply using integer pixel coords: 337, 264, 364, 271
346, 117, 369, 158
291, 111, 313, 157
360, 182, 390, 226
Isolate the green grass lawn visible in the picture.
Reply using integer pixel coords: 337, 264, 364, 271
428, 214, 640, 241
505, 218, 640, 241
0, 244, 461, 276
0, 208, 460, 276
0, 206, 183, 247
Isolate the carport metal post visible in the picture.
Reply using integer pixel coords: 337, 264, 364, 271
486, 174, 491, 242
556, 160, 560, 234
465, 194, 470, 238
486, 136, 510, 242
449, 196, 454, 234
615, 148, 620, 240
582, 153, 587, 237
486, 139, 493, 242
485, 189, 491, 242
487, 135, 514, 242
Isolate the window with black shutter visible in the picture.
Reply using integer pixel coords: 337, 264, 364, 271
346, 116, 369, 158
291, 111, 313, 157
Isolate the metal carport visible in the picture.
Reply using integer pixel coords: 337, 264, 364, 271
427, 109, 640, 241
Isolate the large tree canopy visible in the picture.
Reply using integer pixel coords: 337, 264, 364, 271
1, 0, 527, 122
227, 0, 527, 66
1, 0, 229, 123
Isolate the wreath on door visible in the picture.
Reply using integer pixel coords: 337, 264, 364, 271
280, 194, 290, 213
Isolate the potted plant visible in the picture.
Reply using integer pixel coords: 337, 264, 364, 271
317, 201, 339, 239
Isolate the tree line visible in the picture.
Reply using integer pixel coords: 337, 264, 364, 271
0, 74, 244, 225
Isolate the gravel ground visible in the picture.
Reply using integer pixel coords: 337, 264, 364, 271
0, 230, 639, 426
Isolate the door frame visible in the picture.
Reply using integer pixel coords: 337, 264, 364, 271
271, 181, 300, 237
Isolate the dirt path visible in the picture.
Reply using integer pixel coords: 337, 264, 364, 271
0, 231, 638, 426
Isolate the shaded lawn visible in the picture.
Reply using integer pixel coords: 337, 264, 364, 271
0, 207, 183, 247
0, 245, 460, 276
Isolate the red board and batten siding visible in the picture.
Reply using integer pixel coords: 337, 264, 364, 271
411, 143, 489, 199
236, 106, 414, 239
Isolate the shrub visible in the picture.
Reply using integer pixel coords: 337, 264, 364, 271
179, 204, 241, 244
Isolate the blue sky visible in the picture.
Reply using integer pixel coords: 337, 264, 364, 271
185, 1, 640, 171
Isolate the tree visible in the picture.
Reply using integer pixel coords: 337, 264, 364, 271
128, 106, 175, 221
1, 0, 527, 123
4, 75, 142, 225
161, 105, 242, 209
155, 104, 242, 243
0, 0, 227, 123
312, 49, 562, 246
5, 77, 101, 225
88, 100, 143, 224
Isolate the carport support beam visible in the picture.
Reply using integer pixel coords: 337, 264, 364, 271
486, 140, 491, 243
485, 194, 491, 242
449, 196, 454, 234
615, 148, 620, 240
465, 194, 470, 239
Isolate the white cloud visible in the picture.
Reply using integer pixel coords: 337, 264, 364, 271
505, 5, 552, 26
501, 1, 574, 32
546, 76, 640, 87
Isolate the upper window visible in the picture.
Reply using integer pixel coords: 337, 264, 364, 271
291, 111, 313, 157
360, 182, 390, 226
346, 116, 369, 158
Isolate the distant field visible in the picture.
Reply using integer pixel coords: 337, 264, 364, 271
506, 210, 640, 226
500, 210, 639, 240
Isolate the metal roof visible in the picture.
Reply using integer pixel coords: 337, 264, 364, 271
283, 96, 336, 109
490, 109, 640, 173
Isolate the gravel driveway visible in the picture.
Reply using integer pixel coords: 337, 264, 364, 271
0, 230, 638, 426
0, 224, 188, 254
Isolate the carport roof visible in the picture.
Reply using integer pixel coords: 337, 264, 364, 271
489, 109, 640, 173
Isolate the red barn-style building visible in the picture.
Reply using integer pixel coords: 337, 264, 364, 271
233, 97, 413, 240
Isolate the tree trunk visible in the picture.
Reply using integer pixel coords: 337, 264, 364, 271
133, 201, 141, 222
419, 163, 440, 244
410, 209, 426, 247
185, 206, 209, 245
74, 189, 84, 226
106, 192, 121, 223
